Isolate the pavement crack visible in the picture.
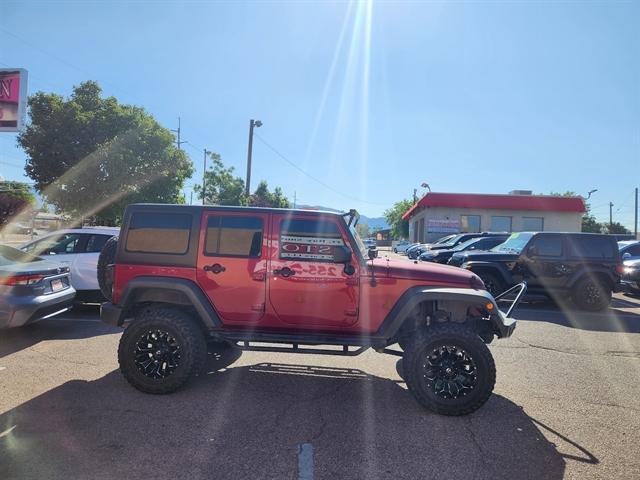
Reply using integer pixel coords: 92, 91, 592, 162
28, 348, 100, 367
464, 418, 489, 468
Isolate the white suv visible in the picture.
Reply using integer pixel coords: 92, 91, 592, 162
21, 227, 119, 302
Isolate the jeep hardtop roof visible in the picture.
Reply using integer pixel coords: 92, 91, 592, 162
127, 203, 348, 218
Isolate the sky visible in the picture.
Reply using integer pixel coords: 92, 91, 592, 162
0, 0, 638, 228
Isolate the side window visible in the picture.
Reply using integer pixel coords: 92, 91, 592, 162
126, 213, 191, 254
26, 234, 83, 255
279, 218, 344, 262
205, 216, 263, 257
568, 237, 615, 259
86, 234, 112, 253
627, 244, 640, 256
530, 236, 562, 257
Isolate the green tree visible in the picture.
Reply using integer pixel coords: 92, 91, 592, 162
384, 199, 413, 239
356, 223, 370, 239
17, 81, 193, 225
606, 222, 631, 235
0, 182, 36, 235
194, 153, 246, 206
248, 181, 290, 208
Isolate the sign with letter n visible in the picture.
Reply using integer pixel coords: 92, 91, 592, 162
0, 69, 28, 133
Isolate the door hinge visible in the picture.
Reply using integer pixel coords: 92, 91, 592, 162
251, 303, 265, 312
345, 308, 358, 316
252, 272, 266, 281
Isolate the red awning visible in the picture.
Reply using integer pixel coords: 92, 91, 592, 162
402, 192, 586, 220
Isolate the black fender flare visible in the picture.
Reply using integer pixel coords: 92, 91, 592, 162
567, 267, 616, 290
461, 261, 512, 286
374, 286, 514, 344
114, 276, 222, 329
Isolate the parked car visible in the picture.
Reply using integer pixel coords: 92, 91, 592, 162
21, 227, 119, 302
99, 204, 525, 416
420, 234, 509, 264
449, 232, 622, 311
0, 245, 75, 328
618, 240, 640, 261
621, 258, 640, 294
393, 240, 411, 253
363, 238, 377, 249
408, 233, 495, 259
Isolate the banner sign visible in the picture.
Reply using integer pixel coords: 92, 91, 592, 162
0, 69, 28, 132
279, 235, 344, 261
427, 218, 460, 233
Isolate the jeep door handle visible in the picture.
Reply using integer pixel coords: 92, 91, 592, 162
204, 263, 226, 274
273, 267, 295, 278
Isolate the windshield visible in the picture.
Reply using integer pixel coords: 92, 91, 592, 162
491, 232, 534, 253
452, 237, 483, 252
439, 234, 464, 248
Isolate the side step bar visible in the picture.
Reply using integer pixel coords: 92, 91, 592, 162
235, 341, 369, 357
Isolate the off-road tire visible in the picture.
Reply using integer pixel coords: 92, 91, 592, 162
403, 323, 496, 416
97, 236, 118, 301
476, 272, 505, 297
572, 276, 611, 311
118, 307, 207, 394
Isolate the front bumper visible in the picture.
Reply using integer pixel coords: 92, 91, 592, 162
0, 287, 76, 329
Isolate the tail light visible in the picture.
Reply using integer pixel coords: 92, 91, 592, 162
0, 274, 45, 286
616, 264, 625, 275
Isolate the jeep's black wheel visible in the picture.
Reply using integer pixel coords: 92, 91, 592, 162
477, 272, 504, 297
97, 236, 118, 301
403, 324, 496, 415
118, 307, 207, 394
572, 277, 611, 311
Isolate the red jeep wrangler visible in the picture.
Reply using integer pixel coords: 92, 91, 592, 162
99, 204, 524, 415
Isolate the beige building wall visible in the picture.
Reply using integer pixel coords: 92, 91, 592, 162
408, 206, 582, 242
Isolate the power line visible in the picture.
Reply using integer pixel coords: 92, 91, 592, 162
253, 133, 386, 206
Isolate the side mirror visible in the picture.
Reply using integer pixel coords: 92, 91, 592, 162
368, 248, 378, 260
527, 245, 538, 257
622, 252, 632, 260
333, 245, 352, 264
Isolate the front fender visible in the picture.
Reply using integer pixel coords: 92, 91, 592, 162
375, 286, 515, 344
461, 261, 513, 285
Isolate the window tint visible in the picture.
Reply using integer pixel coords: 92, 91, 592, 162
490, 216, 512, 232
625, 244, 640, 256
568, 236, 615, 259
460, 215, 481, 233
126, 213, 191, 254
25, 233, 83, 255
530, 236, 562, 257
279, 218, 344, 262
522, 217, 544, 231
205, 216, 263, 257
86, 234, 112, 253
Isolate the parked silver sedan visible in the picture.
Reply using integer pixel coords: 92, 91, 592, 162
0, 245, 76, 329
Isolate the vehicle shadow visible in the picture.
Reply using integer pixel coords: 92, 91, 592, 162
513, 296, 640, 333
0, 305, 117, 359
0, 353, 590, 480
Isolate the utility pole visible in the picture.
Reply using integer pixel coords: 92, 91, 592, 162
634, 187, 638, 238
190, 190, 193, 206
609, 201, 614, 229
203, 149, 211, 205
413, 188, 417, 203
171, 117, 186, 150
293, 191, 297, 209
245, 119, 262, 196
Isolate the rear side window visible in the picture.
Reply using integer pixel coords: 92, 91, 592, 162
568, 236, 616, 259
126, 213, 191, 254
205, 216, 263, 257
279, 218, 344, 262
86, 234, 112, 253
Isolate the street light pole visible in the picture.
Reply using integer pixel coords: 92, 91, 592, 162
245, 119, 262, 196
609, 201, 614, 229
203, 148, 211, 205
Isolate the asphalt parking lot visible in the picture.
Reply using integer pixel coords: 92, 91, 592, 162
1, 255, 639, 479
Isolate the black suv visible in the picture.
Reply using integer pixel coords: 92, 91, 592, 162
448, 232, 622, 311
419, 234, 509, 264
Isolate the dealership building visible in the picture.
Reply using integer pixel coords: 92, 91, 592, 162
403, 191, 586, 243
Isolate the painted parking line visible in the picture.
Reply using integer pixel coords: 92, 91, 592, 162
297, 443, 314, 480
